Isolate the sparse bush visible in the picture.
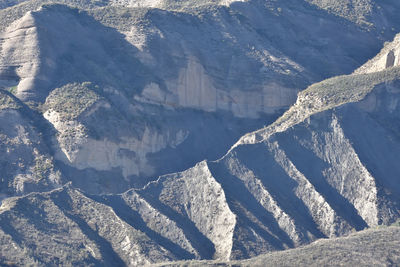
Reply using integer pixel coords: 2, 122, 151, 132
44, 82, 101, 120
0, 91, 20, 110
391, 219, 400, 227
300, 66, 400, 110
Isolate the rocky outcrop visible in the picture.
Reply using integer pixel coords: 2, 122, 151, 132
140, 161, 236, 260
139, 57, 295, 118
43, 90, 188, 179
0, 11, 41, 99
0, 91, 61, 197
355, 33, 400, 74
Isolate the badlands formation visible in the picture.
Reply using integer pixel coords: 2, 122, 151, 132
0, 0, 400, 266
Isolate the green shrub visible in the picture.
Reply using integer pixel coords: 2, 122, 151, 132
0, 91, 20, 110
44, 82, 101, 120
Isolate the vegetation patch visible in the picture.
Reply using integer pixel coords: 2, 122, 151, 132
0, 90, 21, 110
33, 154, 54, 181
300, 66, 400, 109
305, 0, 374, 27
44, 82, 101, 120
7, 86, 17, 94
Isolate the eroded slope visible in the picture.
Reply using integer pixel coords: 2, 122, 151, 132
1, 66, 400, 266
0, 1, 400, 266
1, 1, 397, 193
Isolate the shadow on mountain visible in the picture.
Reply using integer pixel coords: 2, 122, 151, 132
274, 119, 368, 230
52, 189, 125, 266
233, 143, 327, 238
208, 160, 295, 250
94, 194, 195, 260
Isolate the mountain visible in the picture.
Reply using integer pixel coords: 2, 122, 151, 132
1, 0, 400, 266
1, 27, 400, 265
1, 1, 398, 196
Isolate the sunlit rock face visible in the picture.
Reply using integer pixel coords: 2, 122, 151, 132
355, 33, 400, 74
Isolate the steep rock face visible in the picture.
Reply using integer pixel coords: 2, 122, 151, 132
41, 82, 197, 193
0, 91, 61, 198
0, 186, 177, 266
228, 72, 400, 230
157, 56, 295, 118
0, 10, 40, 95
43, 83, 186, 179
139, 161, 237, 260
355, 33, 400, 74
